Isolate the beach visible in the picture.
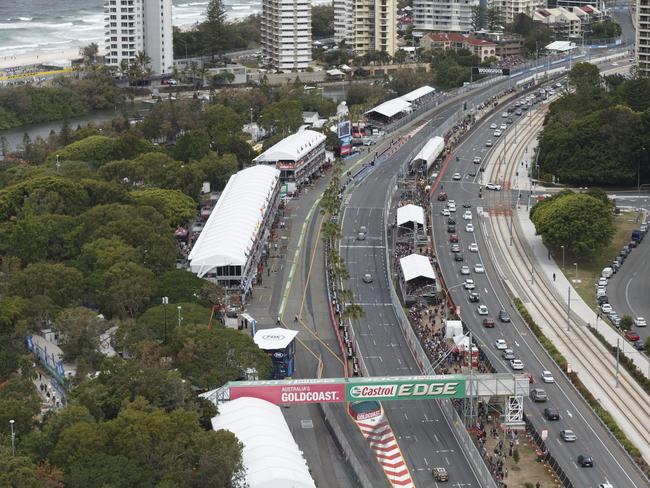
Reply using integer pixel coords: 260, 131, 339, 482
0, 47, 85, 70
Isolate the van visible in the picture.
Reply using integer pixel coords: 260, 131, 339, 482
631, 230, 641, 243
602, 267, 613, 279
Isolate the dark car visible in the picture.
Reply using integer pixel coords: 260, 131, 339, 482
463, 201, 471, 208
449, 234, 459, 243
447, 217, 456, 225
577, 455, 594, 467
544, 407, 560, 420
597, 295, 609, 305
629, 240, 638, 248
447, 225, 456, 233
498, 310, 511, 322
468, 169, 477, 177
482, 318, 496, 328
438, 192, 448, 201
469, 292, 480, 302
454, 253, 464, 262
633, 340, 645, 351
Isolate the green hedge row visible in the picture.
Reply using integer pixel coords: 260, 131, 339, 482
587, 325, 650, 395
513, 298, 650, 476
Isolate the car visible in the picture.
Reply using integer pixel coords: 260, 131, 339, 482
448, 200, 455, 205
544, 407, 560, 420
454, 253, 464, 262
466, 223, 474, 232
432, 467, 449, 481
362, 273, 373, 283
453, 172, 462, 181
467, 169, 477, 177
447, 217, 456, 225
500, 123, 507, 130
634, 317, 647, 327
629, 239, 638, 248
502, 349, 515, 360
625, 330, 640, 342
473, 156, 482, 164
598, 295, 609, 305
610, 316, 621, 328
357, 232, 366, 241
451, 244, 461, 253
600, 303, 612, 314
477, 305, 489, 315
493, 130, 502, 138
633, 339, 645, 350
510, 359, 524, 370
597, 287, 607, 298
474, 263, 485, 273
469, 243, 479, 252
438, 192, 448, 201
530, 388, 547, 402
441, 208, 450, 216
490, 123, 498, 129
460, 265, 471, 275
495, 339, 508, 350
486, 140, 493, 147
498, 309, 511, 322
483, 318, 496, 328
447, 225, 456, 233
469, 291, 480, 302
464, 279, 475, 289
541, 370, 555, 383
448, 203, 457, 212
598, 484, 613, 488
449, 234, 459, 243
462, 210, 472, 220
560, 430, 577, 442
598, 277, 608, 287
507, 117, 513, 124
486, 182, 502, 191
502, 112, 509, 118
577, 455, 594, 467
463, 201, 471, 208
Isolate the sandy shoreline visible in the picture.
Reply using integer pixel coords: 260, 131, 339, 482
0, 48, 90, 70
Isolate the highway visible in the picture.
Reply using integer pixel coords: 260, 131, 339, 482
430, 86, 649, 487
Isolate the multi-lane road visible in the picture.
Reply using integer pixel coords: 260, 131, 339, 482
431, 87, 649, 487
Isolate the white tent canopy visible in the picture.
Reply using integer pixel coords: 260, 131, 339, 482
254, 130, 326, 164
188, 165, 280, 277
412, 136, 445, 171
365, 98, 412, 118
397, 204, 424, 227
400, 85, 435, 103
545, 41, 577, 52
400, 254, 436, 282
254, 328, 299, 350
445, 320, 463, 339
212, 397, 316, 488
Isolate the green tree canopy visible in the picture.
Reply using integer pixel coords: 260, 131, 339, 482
131, 188, 196, 226
10, 263, 84, 308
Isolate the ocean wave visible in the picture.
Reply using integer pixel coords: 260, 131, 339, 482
18, 17, 33, 21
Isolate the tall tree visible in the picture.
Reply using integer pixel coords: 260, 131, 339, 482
204, 0, 227, 57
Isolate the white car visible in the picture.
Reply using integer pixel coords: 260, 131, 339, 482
598, 277, 608, 287
486, 182, 502, 191
464, 279, 476, 290
502, 112, 509, 118
441, 208, 451, 216
474, 263, 485, 273
500, 124, 507, 130
465, 223, 474, 232
448, 203, 457, 212
490, 123, 497, 129
600, 303, 613, 314
510, 359, 524, 370
469, 242, 479, 252
634, 317, 647, 327
462, 211, 472, 220
542, 370, 555, 383
486, 140, 493, 147
460, 265, 471, 275
473, 156, 482, 164
477, 305, 489, 315
495, 339, 508, 350
452, 172, 462, 181
493, 130, 502, 137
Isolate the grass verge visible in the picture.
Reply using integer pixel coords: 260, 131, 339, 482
513, 297, 650, 477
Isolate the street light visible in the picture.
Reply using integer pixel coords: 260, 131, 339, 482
177, 305, 182, 328
573, 262, 578, 281
561, 245, 565, 270
9, 419, 15, 456
162, 296, 168, 344
442, 282, 470, 323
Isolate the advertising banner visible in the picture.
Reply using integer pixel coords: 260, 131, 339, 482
346, 377, 465, 401
338, 120, 352, 139
230, 379, 346, 404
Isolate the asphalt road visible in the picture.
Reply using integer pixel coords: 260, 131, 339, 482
431, 88, 649, 488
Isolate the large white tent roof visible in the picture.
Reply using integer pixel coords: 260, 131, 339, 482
400, 85, 435, 102
254, 328, 299, 350
412, 136, 445, 170
211, 397, 316, 488
188, 165, 280, 277
399, 254, 436, 282
365, 98, 412, 118
545, 41, 576, 52
397, 204, 424, 227
254, 130, 326, 163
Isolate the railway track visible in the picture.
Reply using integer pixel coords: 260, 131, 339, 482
483, 104, 650, 459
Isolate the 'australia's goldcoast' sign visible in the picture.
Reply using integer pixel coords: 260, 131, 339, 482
227, 375, 466, 405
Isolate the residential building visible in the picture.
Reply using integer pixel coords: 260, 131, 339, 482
478, 32, 525, 58
488, 0, 543, 24
557, 0, 603, 10
420, 32, 497, 61
334, 0, 397, 56
533, 7, 582, 39
208, 64, 248, 84
412, 0, 479, 33
104, 0, 173, 75
261, 0, 312, 71
638, 0, 650, 75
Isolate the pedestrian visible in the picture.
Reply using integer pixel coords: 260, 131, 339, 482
553, 273, 556, 281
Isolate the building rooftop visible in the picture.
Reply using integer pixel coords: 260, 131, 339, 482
254, 130, 326, 163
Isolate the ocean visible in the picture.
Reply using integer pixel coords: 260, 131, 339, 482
0, 0, 262, 59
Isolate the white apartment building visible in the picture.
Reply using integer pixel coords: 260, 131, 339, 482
261, 0, 312, 71
104, 0, 173, 75
413, 0, 479, 33
489, 0, 543, 24
637, 0, 650, 75
534, 7, 582, 39
334, 0, 397, 56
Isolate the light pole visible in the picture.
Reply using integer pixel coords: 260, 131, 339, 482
561, 245, 565, 270
441, 283, 467, 324
574, 262, 578, 281
177, 305, 182, 328
9, 419, 15, 456
162, 296, 168, 344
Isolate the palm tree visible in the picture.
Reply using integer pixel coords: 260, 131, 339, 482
338, 289, 354, 305
342, 303, 365, 321
322, 221, 342, 243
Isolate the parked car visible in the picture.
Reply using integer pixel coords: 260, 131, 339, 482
625, 330, 640, 342
600, 303, 612, 314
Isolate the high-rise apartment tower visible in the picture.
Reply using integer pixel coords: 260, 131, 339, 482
261, 0, 312, 71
